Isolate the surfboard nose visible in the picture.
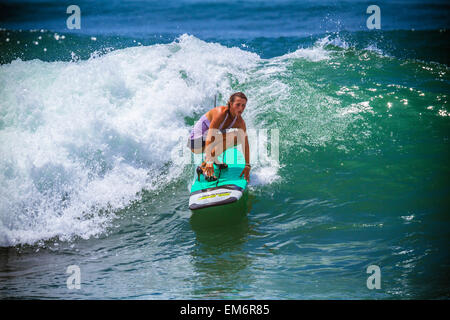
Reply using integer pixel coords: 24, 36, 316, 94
189, 186, 243, 210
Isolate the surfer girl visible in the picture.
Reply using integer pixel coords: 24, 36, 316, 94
187, 92, 251, 182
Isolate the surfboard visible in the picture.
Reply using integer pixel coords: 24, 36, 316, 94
189, 146, 248, 210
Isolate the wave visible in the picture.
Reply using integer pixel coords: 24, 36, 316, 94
1, 33, 447, 246
0, 35, 268, 246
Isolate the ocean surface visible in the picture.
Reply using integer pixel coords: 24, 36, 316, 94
0, 0, 449, 299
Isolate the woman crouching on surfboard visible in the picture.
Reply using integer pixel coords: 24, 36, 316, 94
187, 92, 251, 182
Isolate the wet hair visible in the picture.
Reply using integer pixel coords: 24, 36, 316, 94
227, 92, 247, 108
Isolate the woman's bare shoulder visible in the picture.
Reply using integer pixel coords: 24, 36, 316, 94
206, 106, 227, 122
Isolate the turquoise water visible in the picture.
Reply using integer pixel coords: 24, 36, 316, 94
0, 0, 449, 299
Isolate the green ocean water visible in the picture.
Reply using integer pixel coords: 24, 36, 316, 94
1, 1, 449, 299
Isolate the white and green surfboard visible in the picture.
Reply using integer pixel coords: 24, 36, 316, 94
189, 146, 248, 210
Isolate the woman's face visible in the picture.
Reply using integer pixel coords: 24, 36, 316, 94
230, 97, 247, 117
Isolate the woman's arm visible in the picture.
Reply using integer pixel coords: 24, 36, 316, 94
238, 118, 251, 182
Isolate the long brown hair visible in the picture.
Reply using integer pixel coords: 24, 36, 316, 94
227, 92, 247, 109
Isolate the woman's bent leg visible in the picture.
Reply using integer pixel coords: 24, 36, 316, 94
210, 130, 243, 162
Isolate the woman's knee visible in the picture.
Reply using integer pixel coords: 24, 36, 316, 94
190, 147, 204, 154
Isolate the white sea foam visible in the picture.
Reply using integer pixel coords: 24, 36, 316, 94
275, 40, 331, 62
0, 34, 287, 246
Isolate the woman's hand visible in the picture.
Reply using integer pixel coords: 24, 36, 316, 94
240, 165, 251, 182
204, 163, 215, 178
